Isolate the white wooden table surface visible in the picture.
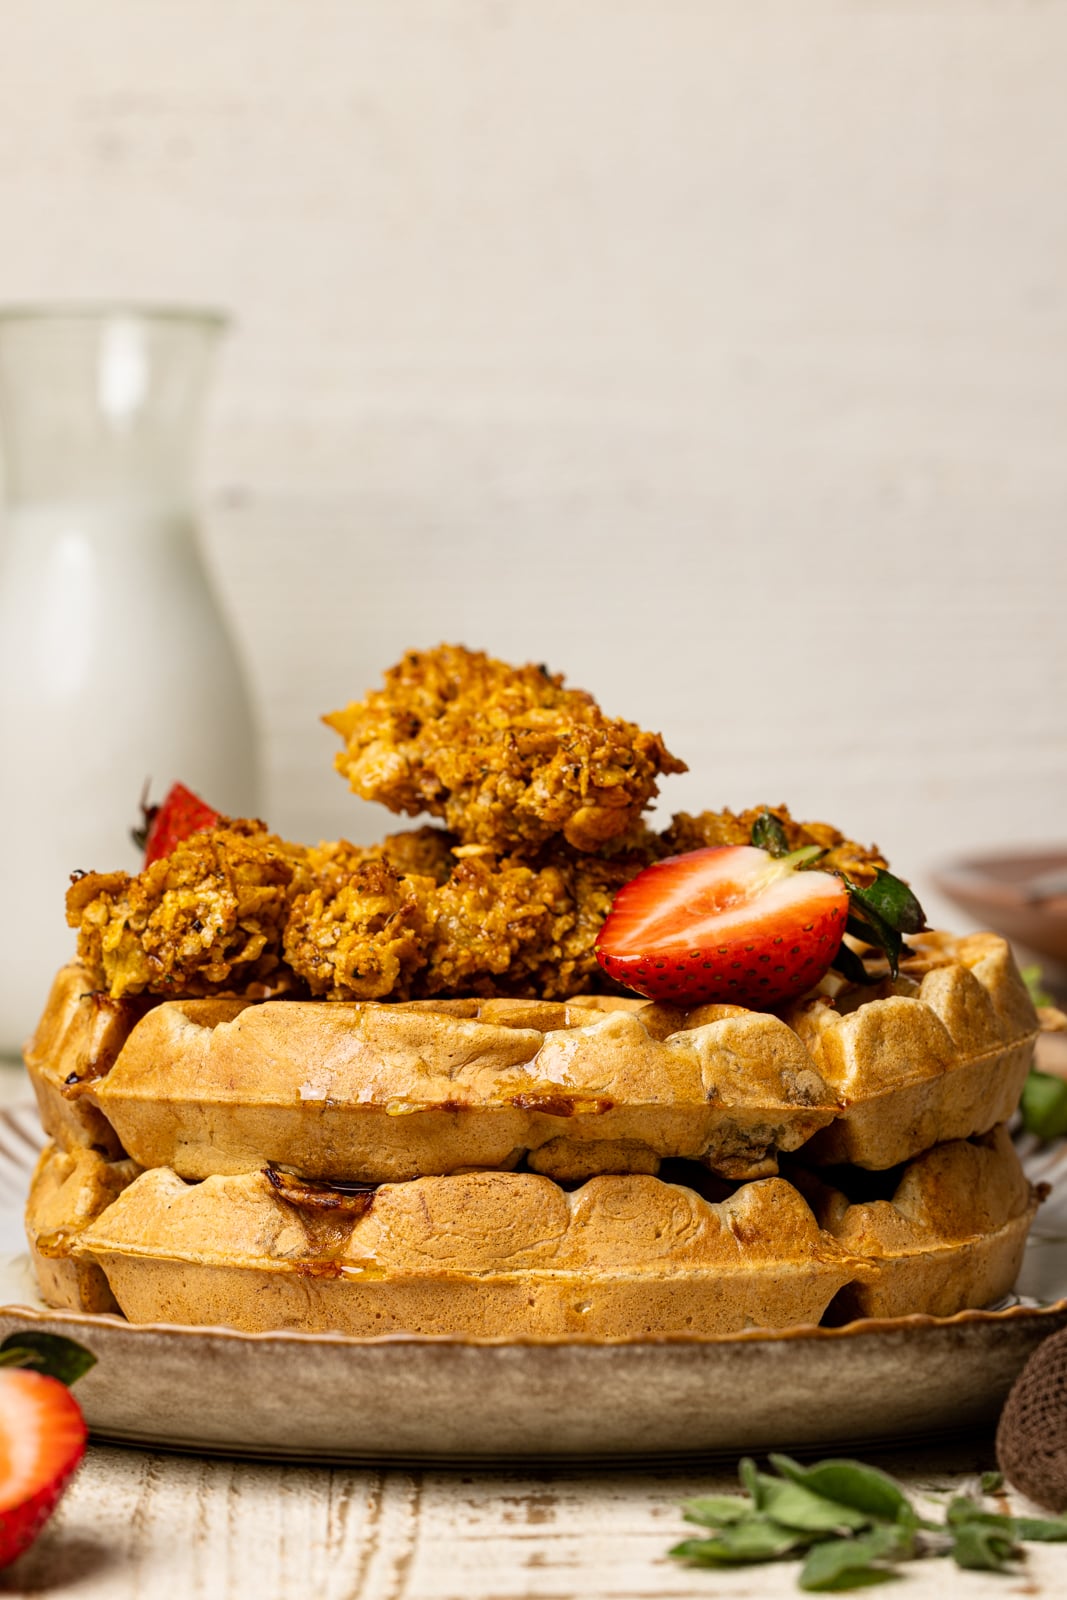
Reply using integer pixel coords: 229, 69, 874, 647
4, 1066, 1067, 1599
6, 1439, 1067, 1600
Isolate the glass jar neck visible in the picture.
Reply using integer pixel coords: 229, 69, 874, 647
0, 309, 223, 509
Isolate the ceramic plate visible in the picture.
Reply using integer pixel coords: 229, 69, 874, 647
3, 1106, 1066, 1464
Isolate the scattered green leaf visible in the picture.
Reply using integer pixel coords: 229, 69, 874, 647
671, 1517, 806, 1564
669, 1454, 1059, 1591
769, 1457, 916, 1527
682, 1495, 754, 1528
949, 1521, 1019, 1572
1010, 1516, 1067, 1542
799, 1525, 912, 1591
945, 1496, 1013, 1530
748, 1474, 870, 1535
1020, 1069, 1067, 1140
1022, 965, 1055, 1009
0, 1331, 96, 1385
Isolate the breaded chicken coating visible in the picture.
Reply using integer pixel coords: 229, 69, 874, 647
67, 821, 307, 1000
659, 805, 886, 884
65, 805, 888, 1005
283, 859, 436, 1001
420, 853, 572, 997
281, 835, 653, 1003
302, 827, 456, 900
324, 645, 686, 854
377, 825, 456, 884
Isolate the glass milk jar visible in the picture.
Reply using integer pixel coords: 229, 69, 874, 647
0, 308, 258, 1052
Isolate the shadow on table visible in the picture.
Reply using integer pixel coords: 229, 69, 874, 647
1, 1531, 116, 1594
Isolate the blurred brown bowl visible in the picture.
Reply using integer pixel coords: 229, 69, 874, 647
931, 849, 1067, 969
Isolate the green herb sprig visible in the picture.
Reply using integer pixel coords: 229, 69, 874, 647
670, 1456, 1067, 1590
749, 811, 928, 982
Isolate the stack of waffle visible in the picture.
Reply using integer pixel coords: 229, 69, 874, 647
24, 928, 1041, 1338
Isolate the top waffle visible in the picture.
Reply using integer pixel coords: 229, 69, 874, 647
26, 929, 1037, 1183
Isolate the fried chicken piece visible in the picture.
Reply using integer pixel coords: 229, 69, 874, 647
279, 832, 650, 1003
419, 855, 571, 996
283, 859, 436, 1001
67, 821, 307, 1000
324, 645, 686, 854
659, 804, 887, 883
302, 826, 457, 901
377, 825, 456, 884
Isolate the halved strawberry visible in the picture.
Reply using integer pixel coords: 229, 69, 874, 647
0, 1369, 87, 1569
133, 781, 222, 866
595, 844, 849, 1008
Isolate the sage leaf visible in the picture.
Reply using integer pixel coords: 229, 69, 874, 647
945, 1496, 1025, 1535
950, 1522, 1018, 1572
1020, 1070, 1067, 1140
751, 811, 790, 857
682, 1494, 754, 1528
1010, 1516, 1067, 1542
739, 1456, 762, 1504
799, 1525, 913, 1591
671, 1516, 806, 1564
0, 1330, 96, 1385
980, 1471, 1004, 1494
770, 1457, 915, 1527
756, 1476, 871, 1535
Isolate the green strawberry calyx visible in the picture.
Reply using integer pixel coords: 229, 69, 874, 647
748, 810, 928, 983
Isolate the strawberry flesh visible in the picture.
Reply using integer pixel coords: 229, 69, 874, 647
0, 1369, 87, 1569
595, 844, 849, 1008
141, 782, 221, 866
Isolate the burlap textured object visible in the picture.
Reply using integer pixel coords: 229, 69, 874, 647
997, 1326, 1067, 1512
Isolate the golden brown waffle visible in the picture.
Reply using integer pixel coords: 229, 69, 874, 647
781, 931, 1037, 1167
31, 1146, 868, 1337
25, 1143, 142, 1315
789, 1126, 1038, 1321
26, 933, 1038, 1182
26, 1127, 1037, 1337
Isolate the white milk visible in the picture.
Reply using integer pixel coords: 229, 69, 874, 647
0, 500, 257, 1052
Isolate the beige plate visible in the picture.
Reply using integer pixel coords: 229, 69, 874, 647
2, 1107, 1066, 1464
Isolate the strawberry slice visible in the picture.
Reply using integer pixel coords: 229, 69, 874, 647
0, 1369, 87, 1569
595, 844, 849, 1008
133, 781, 222, 866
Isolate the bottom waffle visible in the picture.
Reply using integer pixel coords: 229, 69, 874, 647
25, 1129, 1039, 1340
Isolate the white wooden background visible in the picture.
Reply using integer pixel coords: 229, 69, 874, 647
1, 0, 1067, 936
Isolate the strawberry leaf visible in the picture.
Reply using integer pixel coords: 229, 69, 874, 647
0, 1331, 96, 1385
838, 870, 927, 980
844, 907, 903, 978
751, 811, 791, 858
851, 870, 927, 937
130, 778, 158, 853
830, 941, 880, 987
